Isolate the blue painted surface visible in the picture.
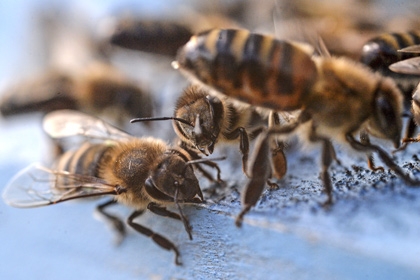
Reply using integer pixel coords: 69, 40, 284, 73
1, 1, 420, 279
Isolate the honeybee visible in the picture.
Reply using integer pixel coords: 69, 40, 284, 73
360, 31, 420, 82
172, 28, 420, 226
2, 110, 223, 265
360, 32, 420, 147
131, 84, 289, 180
0, 62, 153, 125
108, 18, 193, 57
105, 10, 240, 57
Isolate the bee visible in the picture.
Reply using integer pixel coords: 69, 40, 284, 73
131, 84, 289, 180
360, 31, 420, 83
105, 11, 240, 57
108, 18, 193, 57
360, 32, 420, 147
172, 28, 420, 226
0, 62, 153, 125
2, 110, 223, 265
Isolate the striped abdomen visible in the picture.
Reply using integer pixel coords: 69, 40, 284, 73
55, 143, 111, 186
110, 19, 193, 57
360, 31, 420, 71
175, 29, 318, 111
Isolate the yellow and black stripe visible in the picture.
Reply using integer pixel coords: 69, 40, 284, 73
176, 29, 318, 111
361, 31, 420, 70
55, 143, 111, 186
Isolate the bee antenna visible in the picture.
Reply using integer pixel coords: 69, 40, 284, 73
130, 117, 193, 127
185, 156, 226, 166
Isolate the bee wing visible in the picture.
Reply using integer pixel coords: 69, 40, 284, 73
2, 163, 122, 208
389, 57, 420, 75
43, 109, 134, 141
398, 45, 420, 54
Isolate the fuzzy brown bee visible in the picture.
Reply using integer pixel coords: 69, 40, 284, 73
361, 31, 420, 81
173, 28, 420, 226
360, 32, 420, 105
106, 11, 240, 57
361, 31, 420, 147
0, 62, 153, 125
109, 19, 193, 57
2, 110, 223, 265
131, 84, 289, 180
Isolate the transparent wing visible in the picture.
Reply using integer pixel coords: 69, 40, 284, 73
389, 56, 420, 75
398, 44, 420, 54
43, 109, 134, 141
2, 163, 124, 208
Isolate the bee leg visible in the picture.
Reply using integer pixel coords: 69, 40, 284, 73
268, 111, 287, 181
224, 127, 250, 177
271, 142, 287, 181
127, 210, 182, 266
147, 202, 193, 240
195, 160, 223, 183
180, 142, 223, 182
236, 121, 301, 227
236, 132, 271, 227
96, 199, 126, 243
320, 139, 335, 206
147, 202, 182, 220
403, 137, 420, 143
360, 130, 384, 172
309, 129, 335, 206
346, 134, 420, 187
399, 117, 418, 147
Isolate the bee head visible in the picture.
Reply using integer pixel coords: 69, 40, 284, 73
145, 153, 203, 204
174, 86, 223, 156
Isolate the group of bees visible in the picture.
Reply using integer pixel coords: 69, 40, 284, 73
2, 1, 420, 265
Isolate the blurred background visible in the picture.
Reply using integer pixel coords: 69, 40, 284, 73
1, 0, 420, 279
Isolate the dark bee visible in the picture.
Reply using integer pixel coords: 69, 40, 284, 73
360, 32, 420, 145
0, 70, 76, 117
109, 18, 193, 57
173, 28, 420, 226
106, 11, 240, 57
2, 110, 223, 265
0, 62, 153, 125
360, 31, 420, 87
